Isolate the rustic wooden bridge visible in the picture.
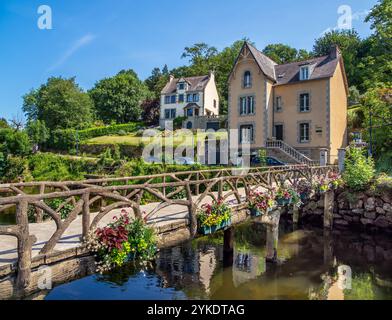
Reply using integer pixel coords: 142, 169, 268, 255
0, 164, 337, 298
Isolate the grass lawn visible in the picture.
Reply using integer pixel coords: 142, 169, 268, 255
84, 131, 228, 147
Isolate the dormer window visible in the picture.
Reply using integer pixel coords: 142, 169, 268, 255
300, 66, 309, 80
178, 82, 185, 90
243, 71, 252, 88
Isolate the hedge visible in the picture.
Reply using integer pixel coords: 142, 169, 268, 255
48, 122, 144, 151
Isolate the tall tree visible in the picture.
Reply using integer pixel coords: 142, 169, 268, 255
89, 69, 151, 124
359, 0, 392, 90
23, 77, 93, 131
262, 44, 312, 64
145, 67, 169, 99
313, 30, 362, 87
0, 118, 9, 129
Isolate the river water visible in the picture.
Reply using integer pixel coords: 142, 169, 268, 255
44, 222, 392, 300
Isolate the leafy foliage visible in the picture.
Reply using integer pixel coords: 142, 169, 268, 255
262, 43, 312, 64
86, 211, 156, 273
343, 147, 375, 191
22, 77, 93, 131
89, 70, 151, 124
0, 129, 31, 156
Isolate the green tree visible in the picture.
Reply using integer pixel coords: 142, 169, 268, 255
0, 129, 31, 156
0, 118, 9, 129
22, 77, 93, 131
145, 67, 169, 99
262, 44, 312, 64
362, 86, 392, 156
89, 69, 151, 124
26, 120, 49, 150
313, 30, 362, 87
358, 0, 392, 90
343, 146, 375, 190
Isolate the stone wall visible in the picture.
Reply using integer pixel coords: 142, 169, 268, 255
299, 186, 392, 230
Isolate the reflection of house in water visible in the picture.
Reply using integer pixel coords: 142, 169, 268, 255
232, 249, 266, 288
154, 243, 223, 298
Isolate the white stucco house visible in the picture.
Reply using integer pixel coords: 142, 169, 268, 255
159, 72, 222, 130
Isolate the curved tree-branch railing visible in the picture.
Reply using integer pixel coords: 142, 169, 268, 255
0, 165, 337, 292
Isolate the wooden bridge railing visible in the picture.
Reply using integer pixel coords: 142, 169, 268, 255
0, 165, 337, 293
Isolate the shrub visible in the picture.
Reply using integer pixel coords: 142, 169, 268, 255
0, 129, 31, 156
343, 147, 375, 190
0, 156, 32, 183
173, 117, 186, 130
27, 153, 97, 181
86, 210, 156, 273
49, 122, 143, 151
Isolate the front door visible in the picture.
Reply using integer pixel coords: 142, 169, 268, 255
274, 125, 283, 141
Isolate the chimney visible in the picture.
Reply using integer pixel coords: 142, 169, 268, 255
169, 74, 174, 82
209, 70, 215, 81
329, 45, 340, 59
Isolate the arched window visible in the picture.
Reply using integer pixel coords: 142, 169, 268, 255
186, 121, 193, 129
244, 71, 251, 88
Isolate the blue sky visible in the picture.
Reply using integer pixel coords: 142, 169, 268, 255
0, 0, 377, 120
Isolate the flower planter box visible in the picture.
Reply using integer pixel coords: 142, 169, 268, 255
300, 193, 309, 202
198, 219, 231, 235
276, 198, 292, 206
249, 207, 273, 217
250, 208, 262, 217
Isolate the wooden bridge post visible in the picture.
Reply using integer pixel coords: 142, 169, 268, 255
195, 172, 200, 196
292, 205, 299, 224
15, 199, 35, 294
82, 192, 90, 239
36, 184, 45, 223
323, 229, 334, 267
218, 178, 223, 200
323, 190, 334, 229
223, 227, 234, 267
185, 182, 197, 237
266, 223, 279, 263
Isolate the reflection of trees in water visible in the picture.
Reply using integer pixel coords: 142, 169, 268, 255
95, 260, 155, 286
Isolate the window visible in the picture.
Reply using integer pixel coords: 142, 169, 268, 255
178, 82, 185, 90
164, 109, 176, 119
275, 96, 282, 112
299, 93, 310, 112
186, 93, 200, 103
178, 94, 184, 103
299, 123, 310, 143
186, 109, 193, 117
240, 125, 254, 143
170, 95, 176, 104
243, 71, 252, 88
300, 66, 309, 80
164, 96, 171, 104
240, 96, 255, 115
213, 99, 217, 108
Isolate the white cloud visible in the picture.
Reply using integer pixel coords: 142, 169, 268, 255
48, 33, 96, 71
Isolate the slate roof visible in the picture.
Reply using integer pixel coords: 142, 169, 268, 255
274, 55, 340, 85
161, 75, 210, 94
247, 43, 277, 80
234, 42, 346, 90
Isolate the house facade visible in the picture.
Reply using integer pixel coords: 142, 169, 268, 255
228, 42, 348, 164
160, 72, 221, 130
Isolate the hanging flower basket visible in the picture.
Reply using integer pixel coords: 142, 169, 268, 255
276, 197, 292, 206
197, 199, 232, 235
198, 218, 231, 235
248, 190, 275, 217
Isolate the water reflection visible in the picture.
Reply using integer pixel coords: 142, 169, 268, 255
45, 222, 392, 300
